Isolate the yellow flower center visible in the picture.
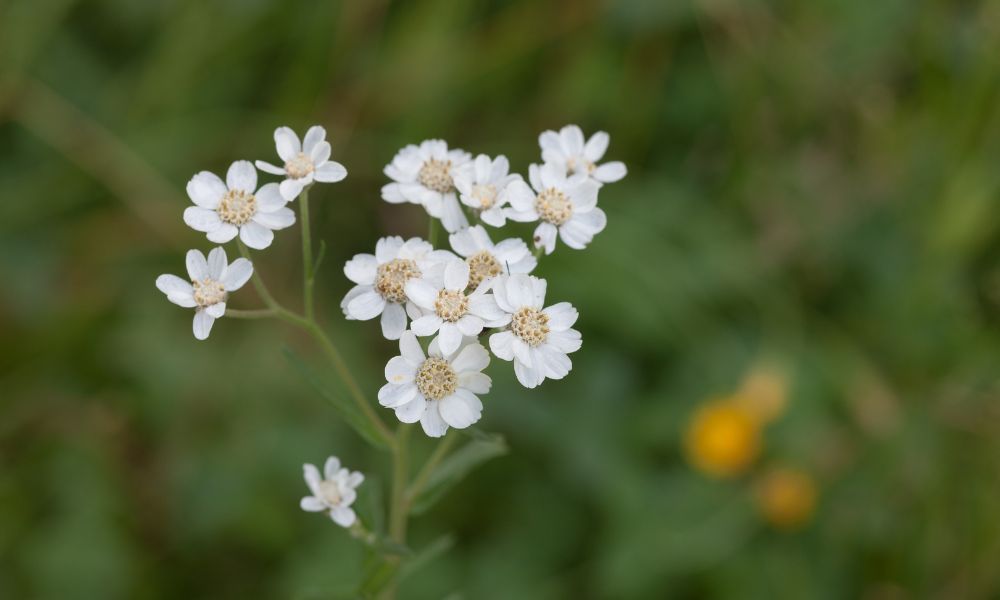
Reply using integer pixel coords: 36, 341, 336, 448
684, 400, 760, 478
318, 480, 342, 505
535, 188, 573, 226
217, 189, 257, 225
471, 183, 497, 208
417, 158, 454, 194
284, 151, 315, 179
435, 289, 469, 322
375, 258, 421, 304
466, 250, 502, 290
510, 306, 550, 347
415, 357, 458, 401
192, 278, 226, 307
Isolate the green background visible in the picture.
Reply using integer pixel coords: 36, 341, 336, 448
3, 0, 1000, 598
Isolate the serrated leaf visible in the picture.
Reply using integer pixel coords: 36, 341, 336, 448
282, 346, 390, 450
410, 434, 507, 514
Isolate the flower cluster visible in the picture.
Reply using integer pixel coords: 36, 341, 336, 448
347, 125, 625, 437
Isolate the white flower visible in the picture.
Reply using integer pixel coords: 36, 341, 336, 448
155, 247, 253, 340
405, 259, 508, 356
381, 140, 472, 233
341, 236, 456, 340
183, 160, 295, 250
379, 331, 491, 437
300, 456, 364, 528
448, 225, 537, 289
452, 154, 521, 228
488, 274, 582, 389
256, 125, 348, 201
539, 124, 627, 184
505, 163, 605, 255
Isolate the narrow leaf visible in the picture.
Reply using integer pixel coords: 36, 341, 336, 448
410, 433, 507, 514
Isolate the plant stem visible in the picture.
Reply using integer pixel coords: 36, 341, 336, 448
300, 187, 316, 321
407, 432, 458, 502
427, 216, 438, 247
389, 424, 412, 543
224, 308, 277, 319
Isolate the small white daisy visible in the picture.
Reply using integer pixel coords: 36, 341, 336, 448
504, 163, 605, 255
488, 274, 582, 389
155, 247, 253, 340
539, 124, 627, 184
381, 139, 472, 233
183, 160, 295, 250
449, 225, 537, 290
379, 331, 491, 438
405, 259, 508, 356
255, 125, 348, 201
300, 456, 364, 528
452, 154, 521, 228
341, 236, 456, 340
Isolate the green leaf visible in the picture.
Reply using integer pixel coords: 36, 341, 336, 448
281, 346, 390, 451
398, 535, 455, 583
410, 433, 508, 515
313, 239, 327, 275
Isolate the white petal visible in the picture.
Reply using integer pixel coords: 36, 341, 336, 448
183, 207, 222, 233
543, 302, 578, 331
395, 396, 427, 423
314, 161, 347, 183
539, 130, 563, 153
255, 160, 286, 176
451, 342, 489, 373
274, 126, 301, 161
399, 330, 425, 364
385, 355, 417, 384
514, 356, 543, 388
302, 125, 326, 154
439, 390, 482, 429
504, 180, 536, 212
559, 219, 596, 250
534, 222, 558, 255
379, 382, 418, 408
419, 403, 449, 438
449, 227, 478, 257
300, 496, 326, 512
185, 249, 209, 280
303, 463, 322, 495
279, 177, 308, 201
381, 183, 408, 204
504, 273, 534, 309
528, 164, 544, 193
488, 331, 515, 361
156, 274, 193, 298
347, 472, 364, 488
594, 161, 626, 183
411, 314, 443, 337
186, 171, 226, 209
330, 506, 356, 527
310, 140, 331, 164
192, 310, 215, 340
380, 302, 408, 340
440, 194, 469, 233
206, 224, 238, 243
376, 236, 404, 263
541, 346, 572, 380
480, 207, 506, 228
571, 207, 607, 233
226, 160, 257, 193
529, 276, 547, 308
547, 329, 582, 353
569, 179, 600, 212
239, 222, 274, 249
323, 456, 341, 479
437, 323, 463, 356
344, 254, 377, 285
456, 314, 484, 337
443, 260, 470, 291
584, 131, 610, 161
458, 371, 492, 394
512, 337, 533, 368
253, 207, 296, 230
256, 182, 286, 212
560, 124, 585, 155
220, 258, 253, 291
405, 279, 439, 310
204, 302, 226, 318
347, 290, 386, 321
468, 293, 506, 322
206, 247, 227, 279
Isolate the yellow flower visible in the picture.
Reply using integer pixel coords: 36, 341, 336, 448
684, 398, 761, 478
735, 364, 788, 425
754, 467, 817, 529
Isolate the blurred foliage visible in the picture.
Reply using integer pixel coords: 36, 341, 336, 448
3, 0, 1000, 598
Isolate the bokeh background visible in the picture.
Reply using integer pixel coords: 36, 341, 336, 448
3, 0, 1000, 598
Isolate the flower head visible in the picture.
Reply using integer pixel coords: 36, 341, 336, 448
341, 236, 456, 340
684, 398, 761, 478
539, 124, 626, 184
452, 154, 522, 228
754, 466, 817, 530
300, 456, 365, 528
256, 126, 348, 201
379, 331, 491, 437
448, 225, 537, 289
505, 163, 605, 255
155, 247, 253, 340
381, 140, 472, 233
405, 258, 508, 356
488, 274, 582, 388
184, 160, 295, 249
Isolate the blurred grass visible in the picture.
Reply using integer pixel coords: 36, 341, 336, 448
3, 0, 1000, 598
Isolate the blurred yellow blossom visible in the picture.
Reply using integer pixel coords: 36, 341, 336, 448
754, 467, 817, 529
684, 398, 761, 478
735, 363, 789, 425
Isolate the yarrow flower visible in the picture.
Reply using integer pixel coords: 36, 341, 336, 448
155, 247, 253, 340
448, 225, 537, 289
505, 163, 604, 255
489, 274, 582, 388
256, 125, 348, 201
184, 160, 295, 249
379, 331, 491, 437
381, 140, 471, 233
341, 236, 454, 340
405, 259, 508, 356
452, 154, 521, 228
300, 456, 365, 527
539, 124, 627, 184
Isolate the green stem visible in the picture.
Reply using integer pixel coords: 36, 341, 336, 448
406, 432, 458, 502
382, 424, 413, 600
428, 216, 439, 247
225, 308, 277, 319
300, 187, 316, 321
